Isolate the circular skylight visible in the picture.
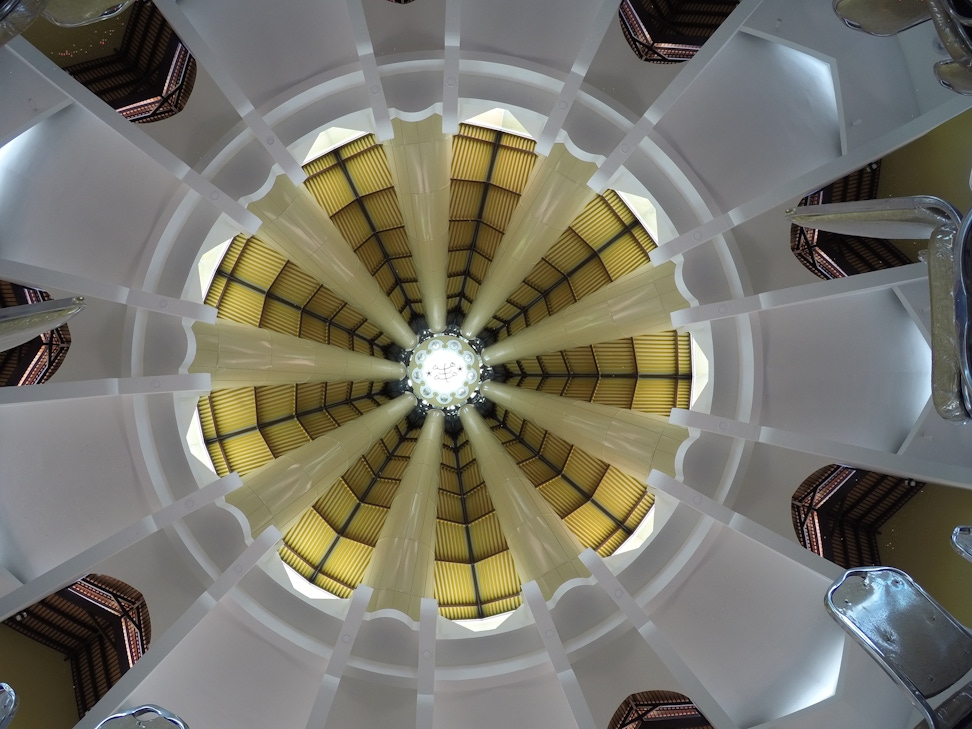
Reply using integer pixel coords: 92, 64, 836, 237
408, 334, 481, 409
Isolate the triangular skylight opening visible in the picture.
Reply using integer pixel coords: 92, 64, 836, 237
302, 126, 370, 163
463, 108, 532, 138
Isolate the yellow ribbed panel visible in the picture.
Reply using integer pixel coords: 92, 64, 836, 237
305, 287, 351, 320
476, 551, 521, 603
279, 547, 316, 580
253, 384, 295, 420
215, 282, 264, 327
434, 561, 477, 615
316, 481, 360, 529
468, 514, 506, 561
258, 298, 300, 335
342, 503, 386, 545
204, 276, 227, 309
519, 458, 557, 486
330, 537, 375, 586
232, 241, 286, 289
537, 479, 588, 517
313, 572, 353, 599
483, 596, 523, 618
564, 446, 607, 488
435, 492, 463, 523
209, 386, 258, 428
261, 421, 310, 457
592, 339, 636, 370
591, 470, 647, 518
268, 262, 318, 306
592, 380, 637, 409
435, 520, 471, 563
362, 190, 404, 233
563, 503, 616, 547
221, 431, 274, 476
570, 259, 612, 299
281, 509, 337, 577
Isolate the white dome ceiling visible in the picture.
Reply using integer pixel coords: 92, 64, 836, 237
0, 1, 970, 728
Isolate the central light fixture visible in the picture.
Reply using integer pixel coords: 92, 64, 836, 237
408, 334, 482, 409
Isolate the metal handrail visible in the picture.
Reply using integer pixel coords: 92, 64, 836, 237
96, 705, 189, 729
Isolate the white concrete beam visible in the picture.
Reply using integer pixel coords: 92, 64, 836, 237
0, 474, 241, 621
4, 38, 260, 233
345, 0, 393, 141
586, 0, 763, 192
579, 550, 740, 729
0, 257, 217, 321
442, 0, 461, 134
672, 408, 972, 489
536, 0, 617, 155
647, 470, 842, 580
74, 527, 281, 729
0, 93, 70, 151
0, 374, 211, 406
650, 95, 972, 264
416, 597, 438, 729
671, 263, 926, 327
151, 0, 305, 185
304, 586, 372, 729
522, 581, 597, 729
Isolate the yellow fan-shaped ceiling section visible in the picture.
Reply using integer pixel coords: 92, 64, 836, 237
196, 119, 689, 619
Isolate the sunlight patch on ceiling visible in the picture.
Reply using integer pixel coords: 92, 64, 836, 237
463, 108, 532, 138
613, 507, 656, 556
303, 127, 369, 164
185, 408, 216, 475
283, 563, 341, 600
617, 191, 659, 242
453, 610, 517, 632
690, 335, 710, 410
196, 237, 232, 304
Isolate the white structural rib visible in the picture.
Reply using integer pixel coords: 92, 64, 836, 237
0, 474, 242, 621
360, 410, 444, 619
579, 550, 740, 729
672, 408, 972, 489
647, 470, 842, 580
0, 257, 216, 321
459, 405, 588, 599
304, 586, 372, 729
73, 526, 282, 729
442, 0, 461, 134
522, 581, 598, 729
536, 0, 619, 156
345, 0, 393, 141
416, 597, 438, 729
650, 95, 972, 265
672, 263, 927, 327
151, 0, 305, 185
0, 374, 211, 406
4, 39, 261, 234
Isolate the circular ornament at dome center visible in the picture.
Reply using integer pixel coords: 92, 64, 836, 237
409, 335, 481, 408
